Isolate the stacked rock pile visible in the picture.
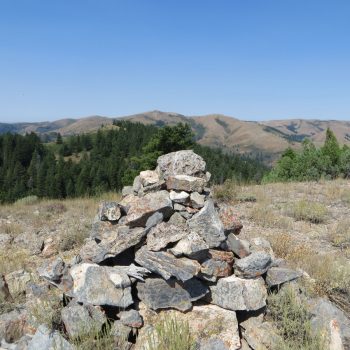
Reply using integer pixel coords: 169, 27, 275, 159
34, 150, 305, 349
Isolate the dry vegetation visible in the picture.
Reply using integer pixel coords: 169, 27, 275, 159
214, 179, 350, 315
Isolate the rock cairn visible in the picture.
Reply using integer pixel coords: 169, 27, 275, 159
34, 150, 308, 349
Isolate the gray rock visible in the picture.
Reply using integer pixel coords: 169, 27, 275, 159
169, 190, 190, 204
145, 211, 164, 230
139, 180, 166, 196
218, 205, 243, 235
98, 201, 122, 221
135, 246, 200, 281
169, 232, 209, 260
80, 226, 146, 263
132, 175, 142, 193
266, 267, 302, 287
27, 325, 74, 350
234, 251, 272, 278
137, 278, 192, 311
122, 186, 134, 197
139, 170, 160, 187
5, 269, 31, 296
249, 237, 275, 258
118, 309, 143, 328
69, 263, 133, 307
0, 275, 12, 302
308, 297, 350, 349
157, 150, 207, 179
0, 308, 27, 343
0, 233, 12, 246
227, 234, 250, 258
168, 212, 186, 225
210, 275, 267, 311
166, 175, 207, 192
187, 199, 226, 248
61, 303, 106, 338
179, 278, 209, 301
173, 203, 186, 211
120, 191, 173, 227
190, 192, 205, 208
37, 257, 66, 283
111, 320, 132, 339
147, 222, 188, 251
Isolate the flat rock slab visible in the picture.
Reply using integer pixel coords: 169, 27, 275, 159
234, 251, 272, 278
118, 309, 143, 328
137, 278, 192, 311
169, 232, 209, 260
80, 226, 146, 263
169, 190, 190, 203
210, 275, 267, 311
166, 175, 207, 192
227, 234, 250, 258
135, 246, 200, 281
147, 222, 188, 251
266, 267, 302, 287
178, 278, 209, 301
187, 199, 226, 248
120, 191, 173, 227
69, 263, 133, 307
157, 150, 207, 179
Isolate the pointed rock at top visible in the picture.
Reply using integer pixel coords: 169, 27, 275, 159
157, 150, 207, 179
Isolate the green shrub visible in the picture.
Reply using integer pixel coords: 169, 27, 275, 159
147, 316, 194, 350
289, 200, 327, 223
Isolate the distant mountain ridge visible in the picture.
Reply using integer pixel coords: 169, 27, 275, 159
1, 111, 350, 162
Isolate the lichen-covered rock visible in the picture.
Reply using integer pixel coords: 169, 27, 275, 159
120, 191, 173, 227
69, 263, 133, 307
218, 206, 243, 235
249, 237, 275, 258
266, 267, 302, 287
227, 234, 250, 258
137, 278, 192, 311
210, 275, 267, 311
135, 246, 200, 281
61, 303, 106, 338
139, 170, 160, 187
179, 278, 209, 301
187, 199, 226, 248
146, 222, 188, 251
117, 309, 143, 328
0, 308, 28, 343
200, 258, 232, 282
234, 251, 272, 278
190, 192, 206, 208
5, 269, 31, 296
166, 175, 207, 192
98, 201, 122, 222
157, 150, 207, 179
169, 232, 209, 260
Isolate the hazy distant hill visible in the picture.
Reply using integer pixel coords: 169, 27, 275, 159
1, 111, 350, 162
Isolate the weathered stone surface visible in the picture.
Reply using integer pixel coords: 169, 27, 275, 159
166, 175, 206, 192
137, 304, 240, 350
61, 303, 106, 338
227, 234, 250, 258
27, 325, 74, 350
169, 232, 209, 260
37, 257, 66, 283
122, 186, 134, 197
200, 258, 232, 282
111, 320, 132, 339
135, 246, 200, 281
69, 263, 133, 307
139, 170, 160, 187
80, 226, 146, 263
120, 191, 173, 227
249, 237, 275, 258
190, 192, 205, 208
147, 222, 187, 251
0, 275, 12, 302
168, 212, 186, 225
157, 150, 207, 179
210, 276, 267, 311
133, 175, 142, 193
0, 308, 27, 343
5, 270, 31, 296
145, 211, 163, 230
137, 278, 192, 311
98, 201, 122, 221
0, 233, 12, 246
139, 180, 166, 196
169, 190, 190, 203
240, 315, 282, 350
218, 206, 243, 235
118, 309, 143, 328
208, 249, 234, 264
266, 267, 302, 287
234, 251, 272, 278
308, 297, 350, 349
178, 278, 209, 301
187, 199, 226, 248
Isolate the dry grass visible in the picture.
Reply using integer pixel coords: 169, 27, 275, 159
330, 220, 350, 249
0, 221, 23, 236
249, 205, 293, 230
0, 249, 31, 275
287, 200, 328, 224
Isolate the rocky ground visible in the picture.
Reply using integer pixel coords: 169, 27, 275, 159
0, 151, 350, 350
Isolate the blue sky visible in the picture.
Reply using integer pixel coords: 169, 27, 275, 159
1, 0, 349, 122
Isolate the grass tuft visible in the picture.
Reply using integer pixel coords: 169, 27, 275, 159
288, 200, 327, 224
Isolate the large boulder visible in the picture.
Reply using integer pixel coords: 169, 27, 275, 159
210, 275, 267, 311
137, 278, 192, 311
135, 246, 200, 282
69, 263, 133, 307
157, 150, 207, 179
187, 199, 226, 248
120, 191, 173, 227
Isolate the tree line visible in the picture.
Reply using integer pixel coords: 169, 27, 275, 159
264, 128, 350, 182
0, 121, 268, 203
